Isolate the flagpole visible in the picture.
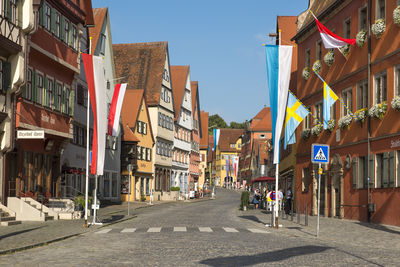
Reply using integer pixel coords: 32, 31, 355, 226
84, 37, 92, 227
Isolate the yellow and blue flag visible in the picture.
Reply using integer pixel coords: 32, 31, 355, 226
284, 92, 310, 149
322, 82, 338, 129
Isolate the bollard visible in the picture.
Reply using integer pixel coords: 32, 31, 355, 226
305, 205, 308, 226
297, 204, 300, 224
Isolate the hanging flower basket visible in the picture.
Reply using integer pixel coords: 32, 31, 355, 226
338, 114, 353, 129
356, 29, 367, 47
393, 5, 400, 26
354, 108, 368, 123
311, 123, 323, 136
302, 67, 310, 80
301, 129, 311, 140
372, 19, 386, 38
339, 44, 351, 57
391, 95, 400, 110
312, 60, 322, 74
369, 101, 387, 119
327, 119, 335, 132
323, 50, 335, 67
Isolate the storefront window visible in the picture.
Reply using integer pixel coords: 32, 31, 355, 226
112, 173, 117, 197
146, 178, 150, 195
103, 173, 110, 197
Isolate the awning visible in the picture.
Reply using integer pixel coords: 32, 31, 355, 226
252, 176, 275, 182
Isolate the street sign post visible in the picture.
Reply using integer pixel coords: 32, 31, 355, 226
311, 144, 330, 238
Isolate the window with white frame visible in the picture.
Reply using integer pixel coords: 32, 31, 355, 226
314, 102, 322, 124
358, 5, 367, 31
36, 73, 43, 104
341, 88, 353, 116
46, 77, 53, 108
357, 80, 368, 110
374, 71, 387, 104
44, 3, 51, 31
56, 82, 62, 111
374, 153, 394, 188
64, 18, 70, 44
72, 25, 77, 50
55, 11, 61, 38
395, 65, 400, 97
9, 0, 17, 24
375, 0, 385, 20
343, 17, 351, 39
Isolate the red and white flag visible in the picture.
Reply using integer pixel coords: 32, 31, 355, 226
314, 17, 356, 49
82, 53, 107, 176
108, 83, 127, 136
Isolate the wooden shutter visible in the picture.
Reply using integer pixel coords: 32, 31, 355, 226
52, 83, 57, 109
68, 24, 73, 46
61, 85, 66, 113
389, 151, 395, 187
144, 122, 147, 135
60, 16, 65, 42
383, 152, 389, 188
32, 72, 37, 103
69, 89, 74, 116
369, 155, 375, 188
352, 157, 357, 189
3, 61, 11, 91
41, 2, 47, 27
51, 7, 56, 34
43, 77, 48, 107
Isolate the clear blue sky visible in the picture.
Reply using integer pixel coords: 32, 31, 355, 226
93, 0, 307, 124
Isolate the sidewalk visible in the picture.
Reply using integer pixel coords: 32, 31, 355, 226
237, 208, 400, 251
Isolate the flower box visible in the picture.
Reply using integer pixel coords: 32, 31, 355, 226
338, 114, 353, 129
339, 44, 350, 57
311, 123, 323, 136
391, 95, 400, 111
302, 67, 310, 80
394, 5, 400, 26
327, 119, 335, 132
372, 19, 386, 38
324, 51, 335, 67
356, 29, 367, 47
312, 60, 322, 74
301, 129, 311, 140
369, 102, 387, 119
354, 108, 368, 123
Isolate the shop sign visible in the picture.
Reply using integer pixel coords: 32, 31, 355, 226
17, 130, 45, 139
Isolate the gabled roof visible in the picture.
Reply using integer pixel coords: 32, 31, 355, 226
171, 66, 189, 121
218, 128, 244, 152
191, 81, 198, 112
113, 42, 168, 106
250, 107, 272, 132
88, 8, 107, 54
122, 124, 139, 142
82, 0, 94, 26
120, 89, 154, 144
191, 81, 202, 138
200, 111, 209, 149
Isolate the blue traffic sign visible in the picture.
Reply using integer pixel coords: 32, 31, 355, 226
311, 144, 330, 164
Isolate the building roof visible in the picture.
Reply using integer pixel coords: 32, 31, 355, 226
82, 0, 94, 26
191, 81, 202, 138
250, 107, 272, 132
200, 111, 209, 149
88, 8, 107, 54
191, 81, 198, 112
170, 66, 189, 121
122, 124, 139, 142
218, 128, 244, 152
113, 41, 168, 106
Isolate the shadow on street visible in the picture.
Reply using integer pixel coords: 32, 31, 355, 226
239, 215, 267, 225
199, 245, 331, 266
0, 226, 46, 241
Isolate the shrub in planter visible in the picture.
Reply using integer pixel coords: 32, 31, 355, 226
339, 44, 351, 57
170, 186, 180, 191
312, 60, 322, 74
302, 67, 310, 80
327, 119, 335, 132
301, 129, 311, 140
324, 50, 335, 66
372, 19, 386, 38
338, 114, 353, 129
391, 95, 400, 111
311, 123, 323, 136
393, 6, 400, 26
369, 102, 387, 119
240, 191, 250, 210
356, 29, 367, 47
354, 108, 368, 123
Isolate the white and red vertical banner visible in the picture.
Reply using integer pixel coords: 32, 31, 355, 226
82, 53, 107, 175
108, 83, 127, 136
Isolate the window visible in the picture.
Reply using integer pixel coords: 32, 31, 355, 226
56, 82, 62, 111
137, 146, 142, 160
158, 112, 162, 126
302, 168, 309, 192
357, 80, 368, 110
36, 73, 43, 104
65, 86, 70, 114
359, 5, 367, 31
78, 127, 84, 146
45, 3, 51, 31
146, 148, 151, 161
374, 71, 387, 104
314, 102, 322, 124
46, 77, 53, 108
376, 152, 395, 188
376, 0, 385, 20
72, 125, 78, 144
55, 11, 61, 37
316, 40, 322, 61
303, 110, 311, 129
64, 18, 70, 44
100, 34, 106, 55
112, 173, 118, 197
8, 0, 17, 24
305, 48, 310, 69
341, 88, 353, 116
163, 69, 169, 82
72, 25, 77, 50
77, 84, 84, 106
395, 65, 400, 96
343, 18, 351, 39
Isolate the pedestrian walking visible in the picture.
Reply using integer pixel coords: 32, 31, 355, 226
253, 189, 260, 209
278, 188, 283, 211
285, 187, 292, 214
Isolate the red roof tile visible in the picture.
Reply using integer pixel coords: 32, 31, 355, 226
250, 107, 272, 132
88, 8, 107, 54
113, 42, 168, 106
218, 128, 244, 152
171, 66, 189, 121
200, 111, 209, 149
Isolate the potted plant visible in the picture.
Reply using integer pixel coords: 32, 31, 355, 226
301, 129, 311, 140
312, 60, 322, 74
372, 18, 386, 38
324, 50, 335, 67
354, 108, 368, 123
369, 101, 387, 119
240, 191, 250, 211
73, 194, 92, 211
391, 95, 400, 111
311, 123, 323, 136
393, 5, 400, 26
339, 44, 351, 56
356, 29, 367, 47
302, 67, 310, 80
327, 119, 335, 132
338, 114, 353, 129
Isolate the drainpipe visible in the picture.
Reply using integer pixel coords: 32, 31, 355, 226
367, 0, 372, 223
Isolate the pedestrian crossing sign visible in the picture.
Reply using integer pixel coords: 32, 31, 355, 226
311, 144, 329, 164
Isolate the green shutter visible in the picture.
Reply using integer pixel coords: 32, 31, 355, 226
51, 7, 56, 33
60, 16, 65, 42
383, 152, 389, 188
4, 0, 11, 19
68, 25, 73, 47
62, 85, 66, 113
22, 85, 26, 98
3, 61, 11, 91
52, 84, 57, 109
352, 157, 357, 189
44, 77, 48, 107
369, 155, 375, 188
69, 89, 74, 116
32, 72, 37, 103
389, 151, 395, 187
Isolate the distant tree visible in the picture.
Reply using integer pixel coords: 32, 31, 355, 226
209, 114, 228, 134
229, 121, 246, 129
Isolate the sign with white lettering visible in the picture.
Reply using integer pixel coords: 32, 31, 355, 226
17, 130, 45, 139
